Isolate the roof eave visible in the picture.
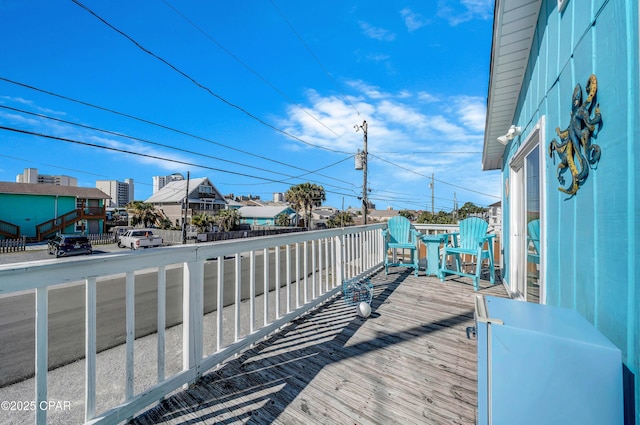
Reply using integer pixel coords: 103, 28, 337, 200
482, 0, 542, 170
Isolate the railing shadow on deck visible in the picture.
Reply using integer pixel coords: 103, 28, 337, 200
130, 270, 475, 425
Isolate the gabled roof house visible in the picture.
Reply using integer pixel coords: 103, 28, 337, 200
145, 177, 227, 227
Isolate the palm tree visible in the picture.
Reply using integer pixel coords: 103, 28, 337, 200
285, 185, 304, 226
216, 209, 241, 232
275, 213, 291, 227
285, 182, 325, 228
127, 201, 161, 228
191, 213, 216, 233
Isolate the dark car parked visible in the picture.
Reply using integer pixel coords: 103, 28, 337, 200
48, 234, 93, 258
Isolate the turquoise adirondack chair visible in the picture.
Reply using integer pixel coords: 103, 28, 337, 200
381, 216, 421, 276
439, 217, 495, 290
527, 219, 540, 264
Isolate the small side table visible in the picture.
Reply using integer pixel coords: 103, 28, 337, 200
419, 234, 447, 277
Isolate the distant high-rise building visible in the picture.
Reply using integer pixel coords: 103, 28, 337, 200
15, 168, 77, 186
96, 179, 134, 208
273, 192, 285, 203
152, 173, 184, 193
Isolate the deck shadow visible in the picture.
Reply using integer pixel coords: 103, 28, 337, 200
130, 270, 476, 424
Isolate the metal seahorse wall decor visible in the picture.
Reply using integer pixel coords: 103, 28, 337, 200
548, 74, 603, 197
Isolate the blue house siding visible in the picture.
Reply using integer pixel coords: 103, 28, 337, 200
0, 194, 77, 237
0, 183, 109, 239
498, 0, 638, 420
237, 206, 297, 227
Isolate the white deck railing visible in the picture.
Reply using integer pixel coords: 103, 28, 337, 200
0, 224, 387, 424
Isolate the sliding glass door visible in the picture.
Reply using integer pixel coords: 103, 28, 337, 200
509, 119, 544, 303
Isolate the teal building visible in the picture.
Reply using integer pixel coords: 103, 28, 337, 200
0, 182, 108, 240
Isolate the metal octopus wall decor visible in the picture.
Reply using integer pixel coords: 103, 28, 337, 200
548, 74, 603, 197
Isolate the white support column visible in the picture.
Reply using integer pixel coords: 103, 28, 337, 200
335, 234, 345, 285
311, 240, 317, 299
295, 243, 301, 308
85, 277, 97, 422
275, 245, 281, 319
304, 241, 309, 303
250, 251, 256, 334
216, 256, 224, 351
157, 266, 166, 383
235, 253, 241, 342
331, 237, 338, 288
286, 244, 291, 313
183, 260, 204, 381
324, 238, 330, 292
35, 287, 48, 425
125, 271, 135, 400
263, 247, 269, 326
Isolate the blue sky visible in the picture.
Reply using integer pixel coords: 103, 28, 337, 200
0, 0, 499, 212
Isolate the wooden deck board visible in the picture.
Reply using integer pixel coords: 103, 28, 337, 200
131, 268, 507, 425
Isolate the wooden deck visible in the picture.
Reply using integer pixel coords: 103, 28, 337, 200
131, 268, 508, 425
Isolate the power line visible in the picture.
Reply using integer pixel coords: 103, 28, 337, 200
0, 125, 358, 198
368, 153, 499, 199
228, 156, 354, 186
0, 104, 356, 193
160, 0, 349, 144
269, 0, 361, 117
373, 151, 482, 155
0, 77, 357, 187
72, 0, 351, 155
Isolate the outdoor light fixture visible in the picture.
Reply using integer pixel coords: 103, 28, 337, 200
497, 125, 522, 145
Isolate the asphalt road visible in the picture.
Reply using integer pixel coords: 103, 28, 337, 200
0, 242, 125, 265
0, 244, 307, 387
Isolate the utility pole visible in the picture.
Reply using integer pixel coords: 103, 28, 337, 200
430, 173, 435, 215
355, 120, 368, 224
453, 192, 458, 220
182, 171, 190, 244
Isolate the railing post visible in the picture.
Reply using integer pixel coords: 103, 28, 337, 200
303, 241, 309, 304
336, 234, 344, 286
125, 272, 135, 400
275, 245, 281, 319
234, 254, 241, 342
263, 247, 269, 326
286, 244, 291, 313
35, 287, 48, 425
183, 260, 204, 383
295, 243, 301, 308
249, 251, 256, 334
216, 256, 224, 351
85, 277, 97, 422
157, 266, 166, 384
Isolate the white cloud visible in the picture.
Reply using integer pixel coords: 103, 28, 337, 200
86, 135, 192, 171
366, 53, 390, 62
461, 0, 494, 18
276, 83, 498, 208
358, 21, 396, 41
417, 91, 439, 103
437, 0, 493, 25
452, 95, 486, 132
345, 80, 391, 100
400, 8, 430, 32
0, 96, 66, 116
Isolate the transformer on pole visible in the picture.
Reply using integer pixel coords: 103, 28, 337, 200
354, 121, 368, 224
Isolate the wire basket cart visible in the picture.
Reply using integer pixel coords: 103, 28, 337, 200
342, 278, 373, 306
